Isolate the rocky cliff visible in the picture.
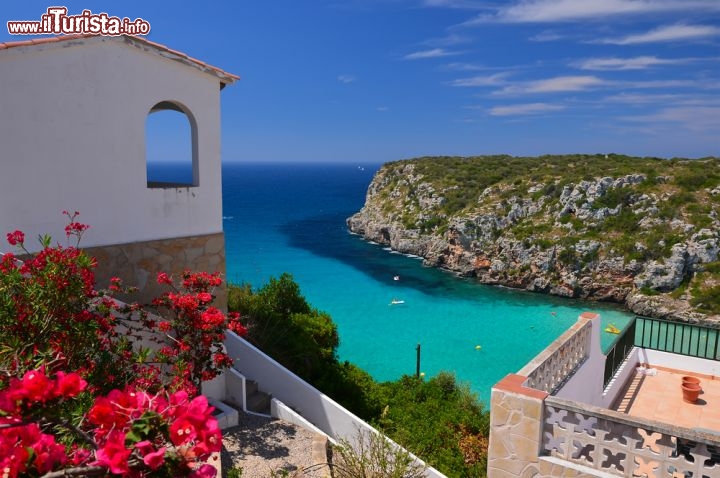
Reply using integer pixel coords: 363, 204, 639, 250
347, 155, 720, 323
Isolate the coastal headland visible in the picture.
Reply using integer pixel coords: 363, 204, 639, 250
347, 154, 720, 324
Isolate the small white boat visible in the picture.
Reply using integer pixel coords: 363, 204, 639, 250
393, 275, 400, 281
390, 298, 405, 305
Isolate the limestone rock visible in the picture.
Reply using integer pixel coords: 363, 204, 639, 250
346, 160, 720, 323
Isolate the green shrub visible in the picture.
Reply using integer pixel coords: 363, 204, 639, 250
227, 275, 338, 380
640, 286, 661, 296
690, 284, 720, 314
603, 209, 640, 234
373, 373, 489, 477
592, 187, 634, 210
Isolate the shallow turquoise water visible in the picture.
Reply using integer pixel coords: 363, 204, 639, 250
219, 162, 635, 404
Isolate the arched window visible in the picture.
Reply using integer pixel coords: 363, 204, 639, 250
145, 101, 198, 187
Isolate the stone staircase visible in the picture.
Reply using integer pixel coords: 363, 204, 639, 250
245, 379, 271, 415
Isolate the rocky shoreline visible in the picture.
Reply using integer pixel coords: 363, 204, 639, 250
347, 157, 720, 326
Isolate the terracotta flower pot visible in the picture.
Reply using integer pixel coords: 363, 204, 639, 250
682, 383, 702, 403
682, 376, 700, 386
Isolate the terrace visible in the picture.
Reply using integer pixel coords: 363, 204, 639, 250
487, 312, 720, 478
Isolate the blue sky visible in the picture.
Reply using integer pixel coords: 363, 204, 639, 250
3, 1, 719, 162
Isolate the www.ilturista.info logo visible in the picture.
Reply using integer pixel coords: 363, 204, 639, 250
7, 7, 150, 36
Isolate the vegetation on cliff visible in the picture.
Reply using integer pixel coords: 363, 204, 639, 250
348, 154, 720, 321
228, 276, 490, 477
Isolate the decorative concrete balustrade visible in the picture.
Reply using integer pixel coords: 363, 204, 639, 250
523, 318, 592, 393
543, 396, 720, 477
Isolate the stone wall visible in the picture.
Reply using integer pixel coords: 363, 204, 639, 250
87, 232, 227, 310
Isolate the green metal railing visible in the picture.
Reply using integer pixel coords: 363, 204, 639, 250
635, 316, 720, 359
603, 319, 637, 387
603, 316, 720, 387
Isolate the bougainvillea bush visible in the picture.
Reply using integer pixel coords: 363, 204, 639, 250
0, 213, 245, 477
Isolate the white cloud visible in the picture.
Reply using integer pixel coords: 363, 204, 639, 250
422, 0, 488, 8
624, 79, 699, 89
423, 33, 471, 47
377, 106, 390, 111
574, 56, 692, 70
442, 62, 488, 71
621, 106, 720, 132
442, 62, 532, 72
462, 0, 720, 24
403, 48, 462, 60
597, 24, 720, 44
529, 31, 563, 42
448, 73, 510, 87
494, 75, 606, 95
490, 102, 565, 116
602, 92, 687, 104
337, 74, 356, 84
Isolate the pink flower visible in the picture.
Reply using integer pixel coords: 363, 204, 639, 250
190, 464, 218, 478
94, 430, 131, 474
69, 445, 92, 465
6, 230, 24, 246
169, 417, 197, 445
135, 440, 166, 470
30, 433, 67, 473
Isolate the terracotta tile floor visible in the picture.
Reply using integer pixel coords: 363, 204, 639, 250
612, 367, 720, 432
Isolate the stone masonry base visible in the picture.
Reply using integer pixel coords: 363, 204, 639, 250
87, 232, 227, 310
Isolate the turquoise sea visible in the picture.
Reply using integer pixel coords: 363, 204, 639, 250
217, 162, 634, 404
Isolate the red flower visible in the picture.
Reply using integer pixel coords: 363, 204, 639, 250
213, 353, 233, 368
64, 222, 89, 237
229, 320, 248, 336
6, 230, 24, 246
87, 396, 118, 429
200, 307, 225, 329
108, 277, 122, 292
0, 252, 17, 273
21, 369, 53, 402
54, 372, 87, 398
157, 272, 172, 285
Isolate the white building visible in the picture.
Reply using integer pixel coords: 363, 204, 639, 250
0, 34, 449, 477
0, 34, 238, 303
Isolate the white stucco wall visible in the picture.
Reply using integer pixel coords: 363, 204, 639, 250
0, 37, 227, 252
639, 349, 720, 377
552, 315, 607, 406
